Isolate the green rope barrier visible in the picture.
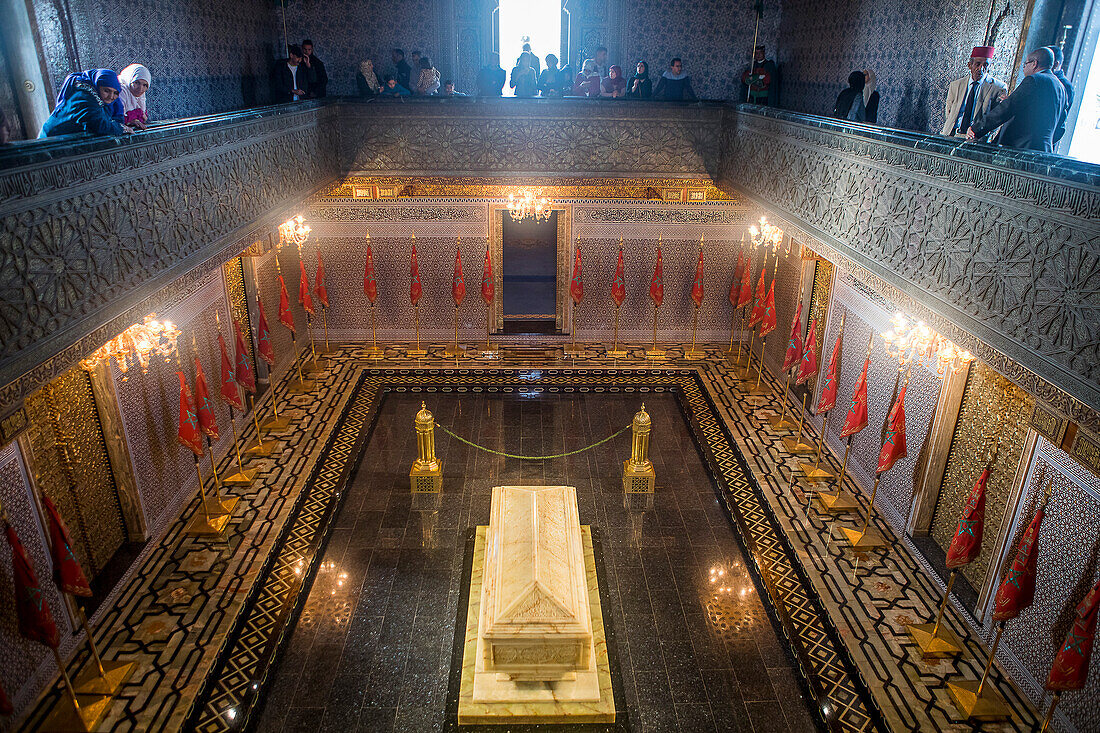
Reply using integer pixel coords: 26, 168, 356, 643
435, 422, 631, 461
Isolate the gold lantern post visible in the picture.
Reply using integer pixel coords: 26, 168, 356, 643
409, 402, 443, 493
622, 404, 656, 493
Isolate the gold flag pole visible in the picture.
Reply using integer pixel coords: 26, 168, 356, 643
275, 254, 313, 393
71, 602, 134, 695
184, 455, 229, 535
408, 303, 427, 357
321, 306, 331, 353
685, 306, 704, 359
1040, 693, 1062, 733
367, 302, 383, 359
815, 329, 874, 514
609, 304, 625, 358
800, 310, 844, 483
45, 644, 112, 732
222, 406, 258, 484
782, 392, 816, 455
646, 237, 666, 360
746, 248, 779, 394
906, 569, 964, 657
770, 267, 806, 429
729, 233, 746, 363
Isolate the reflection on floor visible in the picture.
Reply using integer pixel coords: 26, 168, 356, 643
255, 394, 819, 732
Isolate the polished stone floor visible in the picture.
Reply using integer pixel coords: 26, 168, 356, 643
255, 392, 819, 732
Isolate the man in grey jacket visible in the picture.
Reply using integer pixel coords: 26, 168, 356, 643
942, 46, 1007, 138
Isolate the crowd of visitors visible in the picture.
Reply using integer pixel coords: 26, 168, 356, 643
18, 33, 1078, 158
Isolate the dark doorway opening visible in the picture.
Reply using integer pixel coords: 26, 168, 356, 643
502, 211, 557, 333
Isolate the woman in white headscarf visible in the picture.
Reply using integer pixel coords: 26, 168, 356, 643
118, 63, 151, 129
862, 69, 879, 124
357, 59, 381, 97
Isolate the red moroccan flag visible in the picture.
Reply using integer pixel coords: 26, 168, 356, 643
839, 356, 869, 437
796, 318, 819, 385
451, 247, 466, 307
410, 244, 423, 305
314, 252, 329, 309
5, 523, 59, 648
993, 502, 1045, 621
747, 268, 767, 326
177, 372, 203, 456
611, 246, 626, 307
233, 320, 256, 394
255, 298, 275, 366
193, 358, 219, 441
363, 243, 378, 304
481, 247, 494, 304
298, 261, 314, 316
41, 493, 91, 597
278, 276, 295, 333
946, 467, 989, 568
759, 281, 778, 337
690, 248, 704, 307
1046, 574, 1100, 691
876, 384, 907, 473
730, 251, 744, 307
218, 333, 244, 410
737, 256, 754, 309
570, 247, 584, 304
0, 679, 11, 716
782, 300, 804, 371
817, 330, 843, 412
649, 246, 664, 307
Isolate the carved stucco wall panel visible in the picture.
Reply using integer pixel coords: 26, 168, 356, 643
0, 107, 340, 413
721, 113, 1100, 420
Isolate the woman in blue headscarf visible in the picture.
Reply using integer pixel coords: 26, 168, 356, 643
40, 69, 130, 137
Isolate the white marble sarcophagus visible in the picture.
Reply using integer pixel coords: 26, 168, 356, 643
479, 485, 592, 682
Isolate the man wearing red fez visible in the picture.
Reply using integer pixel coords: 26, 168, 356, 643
941, 46, 1007, 138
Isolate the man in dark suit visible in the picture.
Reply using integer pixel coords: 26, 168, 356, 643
272, 45, 309, 104
968, 47, 1066, 153
1045, 45, 1074, 143
391, 49, 412, 92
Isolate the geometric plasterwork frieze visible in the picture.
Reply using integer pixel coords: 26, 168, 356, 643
0, 106, 341, 412
720, 112, 1100, 425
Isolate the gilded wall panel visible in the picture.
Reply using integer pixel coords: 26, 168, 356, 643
931, 361, 1034, 592
23, 366, 124, 575
223, 257, 255, 369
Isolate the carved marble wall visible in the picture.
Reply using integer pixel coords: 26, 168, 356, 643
0, 442, 74, 722
305, 196, 752, 341
720, 111, 1100, 426
995, 437, 1100, 733
110, 271, 240, 538
811, 274, 942, 534
776, 0, 1028, 131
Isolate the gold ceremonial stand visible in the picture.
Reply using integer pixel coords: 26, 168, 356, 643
202, 436, 239, 516
782, 393, 817, 454
367, 301, 385, 358
445, 307, 467, 358
409, 402, 443, 493
259, 373, 292, 431
184, 457, 231, 536
222, 406, 258, 485
684, 307, 705, 360
814, 437, 861, 513
798, 412, 834, 485
727, 306, 748, 366
607, 305, 627, 358
285, 334, 315, 394
303, 315, 329, 374
645, 305, 666, 360
769, 370, 798, 430
839, 470, 889, 550
564, 301, 584, 357
906, 570, 964, 658
623, 405, 656, 493
479, 304, 499, 359
246, 393, 280, 455
41, 647, 111, 732
71, 607, 135, 696
947, 620, 1010, 721
406, 304, 428, 357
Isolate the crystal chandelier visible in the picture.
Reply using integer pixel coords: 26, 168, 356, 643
279, 215, 311, 248
507, 190, 552, 222
881, 312, 974, 376
748, 216, 784, 252
79, 314, 181, 379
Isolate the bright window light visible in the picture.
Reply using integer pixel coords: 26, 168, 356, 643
1068, 41, 1100, 162
498, 0, 561, 94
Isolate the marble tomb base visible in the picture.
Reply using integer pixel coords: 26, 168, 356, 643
458, 485, 615, 724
